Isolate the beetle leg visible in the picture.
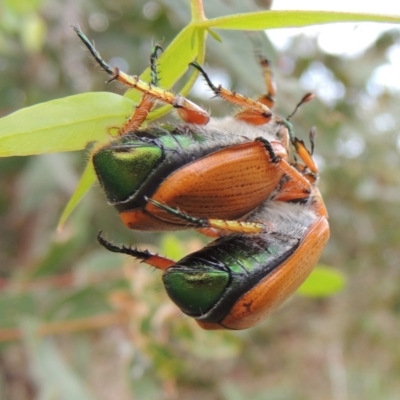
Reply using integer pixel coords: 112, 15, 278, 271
190, 62, 272, 125
117, 45, 163, 135
72, 26, 210, 125
291, 136, 318, 178
97, 231, 174, 270
253, 136, 313, 202
278, 93, 318, 177
118, 95, 155, 135
256, 56, 276, 109
145, 198, 266, 234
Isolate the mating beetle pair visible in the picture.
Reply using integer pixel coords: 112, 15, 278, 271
74, 27, 330, 330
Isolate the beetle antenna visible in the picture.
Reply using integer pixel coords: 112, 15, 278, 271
256, 56, 276, 108
286, 92, 314, 121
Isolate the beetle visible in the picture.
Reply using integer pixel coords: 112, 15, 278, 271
74, 27, 317, 231
73, 27, 330, 329
98, 182, 329, 330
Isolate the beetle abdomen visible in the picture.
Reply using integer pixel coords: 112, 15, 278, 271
163, 231, 300, 322
162, 201, 329, 330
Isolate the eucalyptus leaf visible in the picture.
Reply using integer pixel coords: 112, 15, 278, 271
204, 10, 400, 30
0, 92, 134, 156
58, 162, 97, 229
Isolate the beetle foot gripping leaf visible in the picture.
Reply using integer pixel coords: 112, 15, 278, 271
190, 61, 273, 125
76, 29, 330, 330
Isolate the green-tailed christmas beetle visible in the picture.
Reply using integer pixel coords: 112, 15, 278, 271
74, 27, 317, 232
74, 27, 330, 329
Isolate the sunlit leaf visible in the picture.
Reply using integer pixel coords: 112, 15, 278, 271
203, 10, 400, 30
0, 92, 133, 156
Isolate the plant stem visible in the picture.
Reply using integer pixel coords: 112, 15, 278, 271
190, 0, 206, 22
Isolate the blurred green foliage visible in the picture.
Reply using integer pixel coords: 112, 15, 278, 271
1, 0, 400, 399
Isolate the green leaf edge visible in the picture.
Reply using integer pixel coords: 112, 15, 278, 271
297, 265, 346, 298
57, 162, 97, 230
202, 10, 400, 30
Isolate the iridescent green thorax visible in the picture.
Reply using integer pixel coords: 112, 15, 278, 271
162, 231, 299, 323
92, 125, 238, 210
93, 144, 162, 203
92, 126, 196, 205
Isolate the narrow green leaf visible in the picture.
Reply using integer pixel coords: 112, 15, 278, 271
0, 92, 134, 156
202, 10, 400, 30
297, 265, 346, 298
57, 162, 97, 230
207, 28, 223, 42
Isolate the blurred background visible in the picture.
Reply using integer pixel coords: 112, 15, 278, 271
1, 0, 400, 399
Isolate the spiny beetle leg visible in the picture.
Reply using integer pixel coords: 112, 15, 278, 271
292, 125, 319, 179
97, 231, 174, 270
283, 92, 318, 176
278, 118, 319, 180
255, 137, 280, 163
255, 136, 312, 200
72, 26, 210, 126
118, 45, 163, 135
190, 61, 272, 125
149, 44, 163, 87
256, 56, 276, 109
291, 136, 318, 179
118, 95, 155, 135
145, 197, 265, 234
